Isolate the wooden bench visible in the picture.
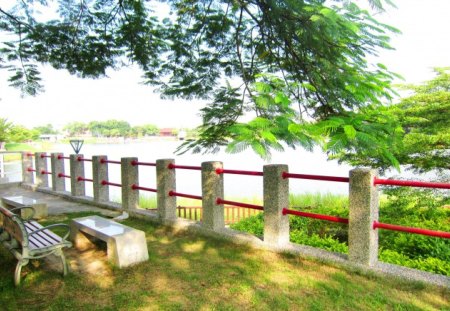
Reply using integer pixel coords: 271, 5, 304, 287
1, 196, 48, 219
0, 206, 72, 286
70, 215, 148, 268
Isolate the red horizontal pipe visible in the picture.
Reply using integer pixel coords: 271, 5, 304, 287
40, 154, 51, 158
216, 198, 264, 211
373, 221, 450, 239
57, 155, 70, 160
215, 168, 263, 176
27, 167, 36, 172
77, 176, 93, 182
77, 156, 92, 162
131, 160, 156, 167
41, 170, 52, 175
26, 153, 34, 157
167, 163, 201, 171
282, 172, 349, 183
282, 208, 349, 224
101, 180, 122, 187
168, 191, 202, 200
374, 178, 450, 190
100, 158, 121, 164
58, 173, 71, 179
131, 184, 157, 192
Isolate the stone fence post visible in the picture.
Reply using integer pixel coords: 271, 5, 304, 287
202, 161, 224, 231
22, 152, 33, 184
51, 152, 65, 191
70, 154, 85, 197
263, 164, 290, 247
121, 157, 139, 211
35, 152, 49, 188
348, 168, 379, 266
157, 159, 176, 222
93, 155, 109, 203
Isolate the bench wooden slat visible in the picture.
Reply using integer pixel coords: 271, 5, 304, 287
25, 221, 62, 244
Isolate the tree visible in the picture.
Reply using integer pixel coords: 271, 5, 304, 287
0, 118, 13, 142
64, 121, 88, 136
332, 68, 450, 174
8, 124, 38, 142
33, 123, 58, 135
1, 1, 401, 163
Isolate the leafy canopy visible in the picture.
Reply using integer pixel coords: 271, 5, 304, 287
1, 0, 401, 164
332, 68, 450, 173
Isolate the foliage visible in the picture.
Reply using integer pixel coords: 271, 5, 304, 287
131, 124, 159, 137
88, 119, 131, 137
63, 121, 89, 136
1, 0, 403, 165
33, 123, 58, 135
332, 68, 450, 173
7, 124, 38, 142
231, 191, 450, 276
0, 118, 13, 142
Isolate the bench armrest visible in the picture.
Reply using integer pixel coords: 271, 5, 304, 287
28, 224, 71, 241
9, 206, 36, 221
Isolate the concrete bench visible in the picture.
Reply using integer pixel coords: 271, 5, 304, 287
1, 196, 48, 219
70, 215, 149, 268
0, 206, 72, 286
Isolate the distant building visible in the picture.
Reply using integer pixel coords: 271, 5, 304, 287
39, 134, 63, 142
159, 128, 175, 137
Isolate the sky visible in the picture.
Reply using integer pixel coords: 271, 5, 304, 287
0, 0, 449, 130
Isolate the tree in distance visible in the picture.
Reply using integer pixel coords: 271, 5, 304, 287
1, 0, 403, 167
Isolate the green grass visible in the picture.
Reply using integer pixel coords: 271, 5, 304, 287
0, 212, 449, 310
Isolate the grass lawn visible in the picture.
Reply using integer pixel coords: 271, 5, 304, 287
0, 212, 449, 311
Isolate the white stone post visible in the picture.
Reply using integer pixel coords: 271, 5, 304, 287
348, 168, 379, 266
156, 159, 177, 222
121, 157, 139, 210
93, 155, 109, 202
22, 152, 34, 184
263, 164, 290, 247
70, 154, 85, 197
201, 161, 224, 231
35, 152, 49, 187
51, 152, 65, 191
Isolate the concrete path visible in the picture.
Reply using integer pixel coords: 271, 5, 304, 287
0, 183, 120, 217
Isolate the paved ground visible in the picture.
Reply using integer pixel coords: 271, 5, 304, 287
0, 183, 120, 217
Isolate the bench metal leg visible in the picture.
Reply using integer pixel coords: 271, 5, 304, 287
58, 250, 69, 276
14, 259, 29, 286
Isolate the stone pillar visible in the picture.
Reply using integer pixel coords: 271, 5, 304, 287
21, 152, 33, 184
156, 159, 176, 222
70, 154, 85, 197
51, 153, 65, 191
35, 152, 49, 187
93, 155, 109, 202
263, 164, 290, 247
121, 157, 139, 210
201, 161, 224, 231
348, 168, 379, 266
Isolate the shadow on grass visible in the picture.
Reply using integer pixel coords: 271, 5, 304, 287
0, 213, 449, 310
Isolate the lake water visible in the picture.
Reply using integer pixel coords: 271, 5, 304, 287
4, 141, 353, 199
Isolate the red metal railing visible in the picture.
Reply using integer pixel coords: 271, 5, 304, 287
26, 153, 34, 157
41, 170, 52, 175
131, 160, 156, 167
168, 163, 201, 171
77, 156, 92, 162
57, 173, 71, 179
100, 158, 121, 164
40, 154, 51, 158
215, 168, 263, 176
57, 155, 70, 160
168, 191, 202, 200
282, 208, 349, 224
101, 180, 122, 187
282, 172, 349, 183
77, 176, 93, 182
373, 221, 450, 239
27, 167, 36, 172
374, 178, 450, 190
131, 184, 157, 192
216, 198, 264, 211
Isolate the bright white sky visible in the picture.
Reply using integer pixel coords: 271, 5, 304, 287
0, 0, 449, 130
